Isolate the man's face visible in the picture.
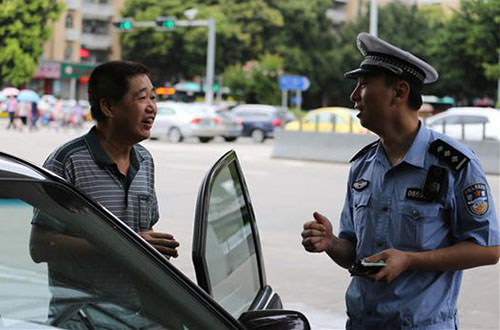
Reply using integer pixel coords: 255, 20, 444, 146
112, 74, 157, 143
350, 74, 394, 133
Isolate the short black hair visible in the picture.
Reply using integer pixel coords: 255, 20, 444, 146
382, 73, 423, 111
88, 60, 150, 122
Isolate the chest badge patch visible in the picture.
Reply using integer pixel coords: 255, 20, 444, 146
463, 183, 489, 216
353, 179, 369, 191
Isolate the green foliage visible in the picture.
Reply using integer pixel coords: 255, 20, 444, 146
121, 0, 283, 84
120, 0, 500, 106
0, 0, 63, 87
427, 0, 500, 101
223, 53, 283, 104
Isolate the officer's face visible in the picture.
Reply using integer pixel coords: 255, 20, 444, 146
350, 74, 393, 133
112, 74, 157, 143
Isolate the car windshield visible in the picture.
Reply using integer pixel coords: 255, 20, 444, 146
0, 163, 235, 329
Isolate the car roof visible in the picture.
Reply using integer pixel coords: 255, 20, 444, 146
428, 107, 500, 121
0, 152, 52, 181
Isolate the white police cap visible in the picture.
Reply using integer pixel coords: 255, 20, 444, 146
345, 32, 438, 88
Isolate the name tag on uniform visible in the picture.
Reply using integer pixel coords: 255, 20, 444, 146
353, 179, 369, 191
406, 188, 431, 202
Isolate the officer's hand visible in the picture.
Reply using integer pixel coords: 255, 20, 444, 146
139, 230, 180, 259
301, 212, 334, 253
364, 249, 410, 283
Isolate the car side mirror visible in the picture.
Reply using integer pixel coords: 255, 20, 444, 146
238, 309, 311, 330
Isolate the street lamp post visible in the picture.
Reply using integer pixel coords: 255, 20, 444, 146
369, 0, 378, 37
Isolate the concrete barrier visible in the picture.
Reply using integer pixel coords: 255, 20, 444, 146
271, 130, 500, 175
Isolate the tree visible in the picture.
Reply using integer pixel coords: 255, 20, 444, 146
324, 1, 439, 107
0, 0, 63, 87
224, 53, 284, 104
120, 0, 283, 85
428, 0, 500, 103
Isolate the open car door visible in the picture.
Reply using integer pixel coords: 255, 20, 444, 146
192, 150, 282, 319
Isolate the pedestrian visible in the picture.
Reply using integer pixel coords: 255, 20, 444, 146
29, 101, 39, 131
31, 60, 178, 257
17, 101, 29, 131
29, 60, 179, 325
6, 95, 17, 130
301, 33, 499, 329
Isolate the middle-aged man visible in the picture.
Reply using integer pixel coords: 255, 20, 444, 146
29, 61, 179, 325
31, 60, 178, 259
301, 33, 500, 329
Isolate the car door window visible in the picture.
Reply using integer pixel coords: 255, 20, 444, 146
158, 107, 175, 116
0, 169, 238, 329
193, 151, 274, 319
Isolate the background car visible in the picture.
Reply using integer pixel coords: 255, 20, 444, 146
0, 150, 311, 329
231, 104, 294, 143
190, 103, 243, 142
425, 107, 500, 141
151, 102, 222, 143
284, 107, 368, 134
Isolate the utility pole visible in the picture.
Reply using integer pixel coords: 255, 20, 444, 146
369, 0, 378, 37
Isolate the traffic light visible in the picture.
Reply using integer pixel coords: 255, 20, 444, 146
113, 18, 133, 32
156, 16, 176, 30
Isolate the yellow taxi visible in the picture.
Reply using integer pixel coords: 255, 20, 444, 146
284, 107, 368, 134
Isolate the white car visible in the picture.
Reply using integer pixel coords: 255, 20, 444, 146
150, 102, 221, 143
425, 107, 500, 141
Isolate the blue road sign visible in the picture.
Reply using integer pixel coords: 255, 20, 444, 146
279, 75, 310, 91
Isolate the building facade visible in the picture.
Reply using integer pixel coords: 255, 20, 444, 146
31, 0, 124, 100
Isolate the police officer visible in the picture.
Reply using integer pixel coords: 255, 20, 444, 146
301, 33, 500, 329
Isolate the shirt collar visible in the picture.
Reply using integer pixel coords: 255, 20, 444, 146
365, 121, 429, 169
85, 126, 114, 168
402, 121, 429, 169
84, 126, 145, 169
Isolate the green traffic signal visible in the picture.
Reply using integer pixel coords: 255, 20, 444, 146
113, 18, 133, 32
156, 16, 176, 30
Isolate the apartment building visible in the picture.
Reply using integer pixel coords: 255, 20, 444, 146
31, 0, 124, 100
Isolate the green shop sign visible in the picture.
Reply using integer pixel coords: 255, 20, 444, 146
61, 62, 96, 79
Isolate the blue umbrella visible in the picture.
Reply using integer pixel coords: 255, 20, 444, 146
0, 92, 6, 102
17, 89, 40, 102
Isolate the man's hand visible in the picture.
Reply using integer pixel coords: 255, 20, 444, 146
364, 249, 410, 283
139, 230, 179, 259
301, 212, 334, 253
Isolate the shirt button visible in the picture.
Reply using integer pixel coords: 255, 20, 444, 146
412, 209, 420, 217
382, 206, 389, 211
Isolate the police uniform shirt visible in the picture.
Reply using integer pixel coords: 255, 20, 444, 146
338, 123, 500, 329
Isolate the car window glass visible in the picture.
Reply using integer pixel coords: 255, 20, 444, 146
158, 107, 175, 116
456, 115, 489, 124
0, 180, 234, 330
304, 114, 318, 124
429, 115, 460, 125
204, 162, 261, 318
318, 112, 332, 124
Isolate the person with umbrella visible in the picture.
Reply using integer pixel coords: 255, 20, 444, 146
6, 95, 18, 130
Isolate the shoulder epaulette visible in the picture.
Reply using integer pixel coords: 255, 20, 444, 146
350, 140, 380, 163
429, 139, 470, 172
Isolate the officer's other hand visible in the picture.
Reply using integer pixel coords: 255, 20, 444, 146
301, 211, 333, 253
139, 230, 180, 259
364, 249, 410, 283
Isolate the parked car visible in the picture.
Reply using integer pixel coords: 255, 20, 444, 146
425, 107, 500, 141
190, 103, 243, 142
150, 102, 222, 143
284, 107, 368, 134
0, 150, 311, 329
231, 104, 294, 143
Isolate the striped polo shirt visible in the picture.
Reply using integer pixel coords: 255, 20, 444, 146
40, 126, 159, 232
